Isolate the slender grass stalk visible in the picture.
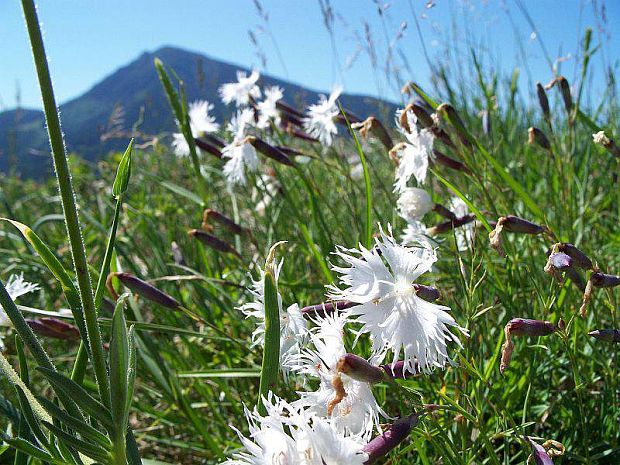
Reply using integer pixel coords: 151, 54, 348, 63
21, 0, 110, 406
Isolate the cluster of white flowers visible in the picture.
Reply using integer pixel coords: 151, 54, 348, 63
0, 274, 39, 350
303, 85, 343, 147
229, 224, 467, 463
171, 100, 220, 157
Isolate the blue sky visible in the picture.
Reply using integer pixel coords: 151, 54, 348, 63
1, 1, 618, 109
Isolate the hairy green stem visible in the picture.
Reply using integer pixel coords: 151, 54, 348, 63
21, 0, 110, 407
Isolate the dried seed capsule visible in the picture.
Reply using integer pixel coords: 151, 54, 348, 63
194, 138, 222, 158
336, 354, 386, 384
590, 272, 620, 288
110, 272, 180, 309
528, 127, 551, 151
188, 229, 242, 258
536, 82, 551, 122
246, 136, 294, 166
300, 300, 359, 318
363, 413, 422, 464
588, 329, 620, 343
26, 318, 80, 341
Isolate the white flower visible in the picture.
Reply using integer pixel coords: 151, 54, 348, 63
290, 313, 385, 438
303, 85, 342, 147
253, 171, 281, 215
222, 139, 260, 186
397, 187, 433, 223
219, 70, 262, 107
171, 100, 220, 157
188, 100, 220, 134
401, 220, 429, 246
1, 274, 39, 350
239, 262, 308, 372
257, 86, 283, 129
228, 108, 257, 140
449, 197, 474, 251
1, 274, 39, 327
392, 128, 434, 192
327, 226, 467, 375
223, 394, 368, 465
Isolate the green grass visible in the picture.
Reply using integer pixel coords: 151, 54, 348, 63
0, 7, 619, 465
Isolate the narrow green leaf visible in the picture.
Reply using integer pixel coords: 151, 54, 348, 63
5, 438, 63, 464
37, 367, 114, 432
42, 421, 111, 463
159, 180, 205, 207
14, 386, 50, 450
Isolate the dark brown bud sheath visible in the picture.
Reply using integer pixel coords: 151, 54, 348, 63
188, 229, 242, 258
351, 117, 393, 150
427, 214, 475, 235
301, 300, 359, 318
363, 412, 422, 464
280, 112, 304, 128
171, 241, 186, 266
202, 133, 225, 148
202, 209, 246, 236
413, 283, 440, 302
335, 109, 361, 125
276, 100, 304, 119
500, 319, 556, 374
194, 138, 222, 158
432, 149, 471, 174
536, 82, 551, 122
528, 127, 551, 151
410, 103, 434, 129
590, 272, 620, 288
110, 272, 180, 309
275, 146, 305, 158
529, 439, 554, 465
556, 243, 593, 269
246, 136, 294, 166
380, 361, 419, 379
432, 203, 457, 221
26, 318, 80, 341
281, 122, 319, 142
557, 76, 573, 114
336, 354, 386, 384
588, 329, 620, 343
436, 103, 473, 149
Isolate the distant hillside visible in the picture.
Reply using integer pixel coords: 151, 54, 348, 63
0, 46, 397, 178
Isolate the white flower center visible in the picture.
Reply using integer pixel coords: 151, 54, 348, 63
393, 275, 413, 296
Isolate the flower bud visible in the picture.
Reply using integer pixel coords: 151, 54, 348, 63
500, 318, 556, 373
590, 272, 620, 288
246, 136, 294, 166
189, 229, 242, 258
409, 103, 434, 129
363, 413, 422, 464
300, 300, 358, 318
351, 116, 393, 150
529, 439, 554, 465
536, 82, 550, 122
432, 149, 471, 174
588, 329, 620, 343
556, 243, 593, 269
26, 318, 80, 341
413, 284, 440, 302
428, 214, 475, 235
548, 252, 572, 270
194, 138, 222, 158
202, 209, 246, 236
489, 216, 547, 257
436, 103, 473, 149
276, 100, 304, 119
432, 203, 457, 221
202, 133, 225, 148
283, 122, 319, 142
110, 272, 180, 309
558, 76, 573, 114
275, 146, 305, 158
380, 361, 419, 379
336, 354, 386, 384
528, 127, 551, 151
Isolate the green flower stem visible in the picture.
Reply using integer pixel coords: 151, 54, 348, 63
21, 0, 110, 407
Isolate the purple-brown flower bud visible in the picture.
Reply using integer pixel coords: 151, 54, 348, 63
202, 133, 225, 148
590, 272, 620, 288
282, 122, 319, 142
274, 146, 305, 158
432, 149, 471, 174
26, 318, 80, 341
556, 243, 593, 270
432, 203, 457, 221
413, 284, 440, 302
427, 214, 475, 235
109, 272, 180, 309
379, 361, 420, 379
489, 216, 548, 257
409, 103, 434, 129
436, 103, 473, 149
276, 100, 304, 119
528, 127, 551, 151
588, 329, 620, 343
529, 439, 554, 465
247, 136, 294, 166
188, 229, 242, 258
194, 138, 222, 158
336, 354, 386, 384
558, 76, 573, 114
300, 300, 359, 318
202, 209, 246, 236
500, 319, 556, 373
363, 413, 422, 464
351, 116, 393, 150
536, 82, 551, 122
